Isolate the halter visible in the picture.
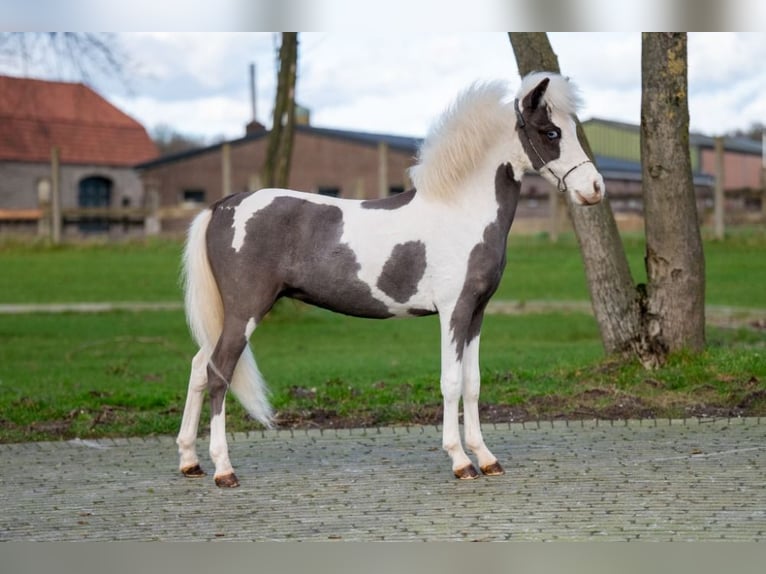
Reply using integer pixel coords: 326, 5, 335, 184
514, 98, 593, 193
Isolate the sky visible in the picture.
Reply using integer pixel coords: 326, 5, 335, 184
4, 32, 766, 143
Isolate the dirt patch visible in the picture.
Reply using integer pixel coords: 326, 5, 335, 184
737, 389, 766, 410
270, 391, 761, 430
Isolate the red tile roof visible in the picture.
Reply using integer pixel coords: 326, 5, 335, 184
0, 75, 158, 166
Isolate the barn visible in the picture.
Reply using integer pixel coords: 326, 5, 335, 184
582, 118, 764, 224
0, 75, 157, 235
136, 122, 422, 233
2, 74, 762, 238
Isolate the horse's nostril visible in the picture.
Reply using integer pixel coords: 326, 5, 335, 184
593, 180, 602, 196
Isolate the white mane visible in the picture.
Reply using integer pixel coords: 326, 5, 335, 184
409, 81, 513, 200
409, 73, 581, 200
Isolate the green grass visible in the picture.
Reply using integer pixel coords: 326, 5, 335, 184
0, 229, 764, 442
0, 307, 602, 442
2, 228, 766, 307
497, 229, 766, 308
0, 305, 763, 443
0, 238, 183, 303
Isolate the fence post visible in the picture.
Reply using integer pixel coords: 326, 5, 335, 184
37, 178, 51, 237
354, 178, 365, 199
549, 184, 560, 242
762, 130, 766, 221
713, 136, 725, 240
222, 143, 232, 198
761, 166, 766, 222
144, 189, 160, 236
50, 146, 62, 244
377, 141, 388, 198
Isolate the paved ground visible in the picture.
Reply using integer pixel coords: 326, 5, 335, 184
1, 417, 764, 541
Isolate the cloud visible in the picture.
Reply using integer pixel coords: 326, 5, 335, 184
688, 33, 766, 89
298, 33, 514, 135
112, 94, 250, 140
552, 32, 641, 90
121, 32, 276, 93
689, 73, 766, 134
100, 32, 766, 141
688, 33, 766, 133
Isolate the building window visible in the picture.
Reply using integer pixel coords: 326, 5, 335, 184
78, 175, 113, 233
182, 189, 206, 207
318, 187, 340, 197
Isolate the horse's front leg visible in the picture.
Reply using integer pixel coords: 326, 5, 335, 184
462, 334, 504, 476
439, 314, 479, 479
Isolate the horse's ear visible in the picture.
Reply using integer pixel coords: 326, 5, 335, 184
529, 77, 550, 111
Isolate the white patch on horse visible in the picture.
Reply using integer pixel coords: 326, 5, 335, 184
338, 200, 436, 315
245, 317, 256, 338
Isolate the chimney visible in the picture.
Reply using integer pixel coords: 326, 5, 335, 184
250, 62, 256, 121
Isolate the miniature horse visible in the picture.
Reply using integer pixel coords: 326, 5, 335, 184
177, 72, 605, 487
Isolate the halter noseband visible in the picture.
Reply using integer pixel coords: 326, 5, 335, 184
514, 98, 592, 194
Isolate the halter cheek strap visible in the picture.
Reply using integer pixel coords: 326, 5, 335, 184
514, 98, 593, 194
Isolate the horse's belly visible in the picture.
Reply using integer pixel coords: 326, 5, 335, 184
281, 285, 436, 320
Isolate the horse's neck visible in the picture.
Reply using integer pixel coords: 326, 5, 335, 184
458, 140, 524, 203
507, 125, 533, 177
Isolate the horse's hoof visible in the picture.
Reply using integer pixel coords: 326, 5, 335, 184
480, 461, 505, 476
215, 473, 240, 488
181, 463, 206, 477
454, 464, 480, 480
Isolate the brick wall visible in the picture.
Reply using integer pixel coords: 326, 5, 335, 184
700, 148, 763, 191
0, 161, 145, 210
140, 131, 417, 214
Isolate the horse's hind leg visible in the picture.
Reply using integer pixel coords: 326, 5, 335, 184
177, 349, 208, 477
207, 317, 250, 488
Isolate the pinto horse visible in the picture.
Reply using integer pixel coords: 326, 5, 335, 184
177, 72, 605, 487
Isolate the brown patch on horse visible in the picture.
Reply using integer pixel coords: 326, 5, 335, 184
207, 195, 393, 320
408, 307, 437, 317
449, 163, 521, 360
515, 78, 563, 170
361, 188, 416, 210
376, 240, 427, 304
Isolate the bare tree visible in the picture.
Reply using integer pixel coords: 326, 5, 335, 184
262, 33, 298, 189
640, 33, 705, 356
151, 124, 209, 157
0, 33, 127, 87
726, 121, 765, 141
508, 33, 705, 368
509, 33, 645, 363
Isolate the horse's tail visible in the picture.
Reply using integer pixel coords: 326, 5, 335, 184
182, 208, 273, 428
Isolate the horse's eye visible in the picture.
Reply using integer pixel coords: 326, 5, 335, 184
545, 130, 560, 141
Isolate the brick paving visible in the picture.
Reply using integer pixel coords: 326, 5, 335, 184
1, 418, 764, 541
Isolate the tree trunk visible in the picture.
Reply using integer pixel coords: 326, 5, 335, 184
263, 33, 298, 189
508, 33, 644, 359
508, 33, 706, 368
640, 33, 705, 356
